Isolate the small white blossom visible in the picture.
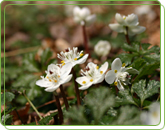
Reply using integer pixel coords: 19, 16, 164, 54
109, 13, 146, 36
57, 47, 88, 67
76, 62, 108, 90
141, 102, 160, 125
36, 63, 73, 92
73, 6, 96, 26
105, 58, 138, 90
94, 40, 111, 57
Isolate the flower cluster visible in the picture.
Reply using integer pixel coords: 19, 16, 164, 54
36, 47, 89, 92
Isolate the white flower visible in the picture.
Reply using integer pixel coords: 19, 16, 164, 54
109, 13, 146, 36
105, 58, 138, 90
36, 63, 73, 92
94, 40, 111, 57
140, 102, 160, 125
57, 47, 89, 67
73, 6, 96, 26
76, 62, 108, 90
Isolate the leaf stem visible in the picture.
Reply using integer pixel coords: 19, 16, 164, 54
59, 85, 69, 111
72, 68, 81, 106
23, 91, 42, 120
82, 25, 90, 58
54, 91, 63, 124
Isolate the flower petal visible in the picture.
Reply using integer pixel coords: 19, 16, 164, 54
45, 84, 60, 92
109, 23, 124, 33
74, 16, 81, 23
99, 62, 109, 73
79, 82, 93, 90
115, 13, 125, 24
73, 6, 81, 16
111, 58, 122, 71
36, 79, 52, 88
128, 26, 146, 36
60, 74, 73, 84
125, 13, 139, 26
60, 63, 73, 78
105, 70, 116, 84
93, 74, 105, 84
75, 54, 89, 65
117, 80, 124, 91
76, 76, 89, 85
79, 7, 90, 19
85, 14, 96, 25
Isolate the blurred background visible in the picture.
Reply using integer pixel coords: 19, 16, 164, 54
1, 0, 160, 124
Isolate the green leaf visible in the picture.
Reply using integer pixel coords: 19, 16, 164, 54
141, 43, 151, 50
23, 53, 40, 72
125, 67, 139, 74
85, 87, 115, 122
13, 74, 42, 100
41, 48, 52, 65
1, 92, 15, 105
64, 106, 88, 125
28, 112, 57, 125
132, 80, 160, 106
134, 62, 160, 82
122, 43, 138, 52
116, 90, 138, 107
130, 58, 147, 70
1, 114, 13, 125
143, 54, 160, 63
118, 53, 137, 65
111, 106, 142, 125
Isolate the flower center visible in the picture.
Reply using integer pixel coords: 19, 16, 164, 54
74, 58, 77, 60
114, 81, 118, 86
82, 81, 86, 84
90, 79, 93, 82
54, 80, 58, 83
96, 66, 99, 69
62, 63, 65, 66
100, 71, 103, 74
61, 60, 65, 63
122, 63, 126, 67
152, 111, 158, 118
123, 16, 126, 20
114, 70, 118, 73
80, 53, 83, 57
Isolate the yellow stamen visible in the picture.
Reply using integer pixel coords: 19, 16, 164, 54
46, 76, 49, 79
96, 66, 99, 69
90, 79, 93, 82
100, 71, 103, 74
114, 70, 117, 73
62, 63, 65, 66
80, 53, 83, 57
114, 81, 118, 86
58, 75, 60, 78
74, 58, 77, 60
54, 80, 57, 83
61, 60, 65, 63
49, 79, 52, 82
123, 16, 126, 20
122, 63, 126, 67
152, 112, 158, 117
82, 81, 86, 84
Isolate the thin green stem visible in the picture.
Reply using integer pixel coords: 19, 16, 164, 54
125, 27, 131, 45
23, 91, 42, 120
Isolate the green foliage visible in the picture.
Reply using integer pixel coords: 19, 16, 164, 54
1, 92, 15, 106
85, 87, 115, 122
115, 90, 138, 107
64, 106, 88, 125
111, 106, 142, 125
41, 48, 53, 65
1, 114, 13, 125
23, 53, 40, 72
28, 112, 57, 125
132, 80, 160, 107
